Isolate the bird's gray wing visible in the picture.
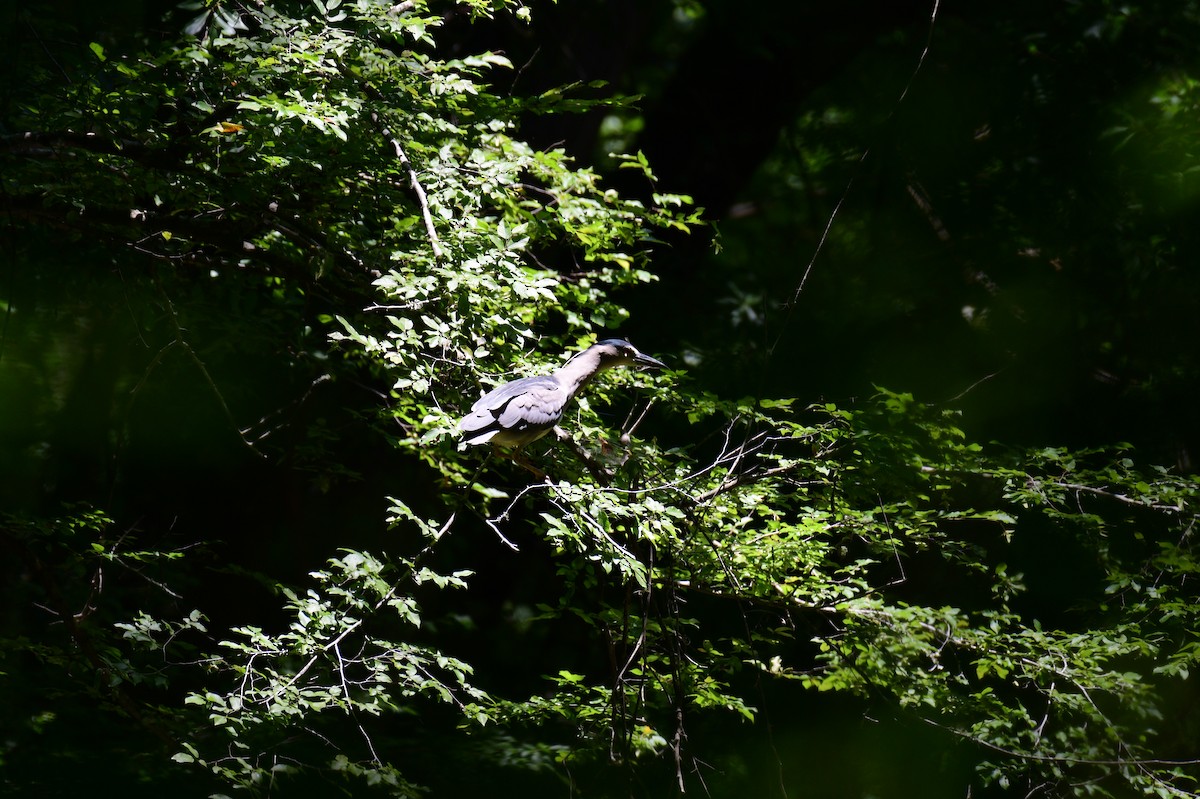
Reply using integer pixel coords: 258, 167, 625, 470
497, 382, 569, 429
458, 408, 500, 440
469, 375, 558, 412
460, 375, 567, 445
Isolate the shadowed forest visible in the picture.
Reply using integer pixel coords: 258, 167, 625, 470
3, 1, 1200, 797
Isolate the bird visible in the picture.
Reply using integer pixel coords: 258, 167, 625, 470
458, 339, 666, 450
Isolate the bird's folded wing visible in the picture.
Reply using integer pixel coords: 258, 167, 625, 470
458, 410, 497, 438
459, 375, 568, 442
498, 383, 567, 429
469, 375, 558, 412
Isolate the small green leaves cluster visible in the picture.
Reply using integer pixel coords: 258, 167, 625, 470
118, 511, 480, 795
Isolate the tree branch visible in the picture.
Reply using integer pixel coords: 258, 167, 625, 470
0, 523, 180, 749
368, 110, 444, 260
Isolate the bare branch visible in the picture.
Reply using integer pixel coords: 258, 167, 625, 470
369, 110, 444, 260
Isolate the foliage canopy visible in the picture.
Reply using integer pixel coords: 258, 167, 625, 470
3, 2, 1200, 798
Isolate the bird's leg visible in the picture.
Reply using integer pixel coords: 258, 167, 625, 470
512, 451, 549, 482
490, 444, 549, 482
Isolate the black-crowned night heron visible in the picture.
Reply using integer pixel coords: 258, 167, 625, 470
458, 339, 666, 450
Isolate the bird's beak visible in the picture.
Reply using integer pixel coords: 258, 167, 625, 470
632, 351, 667, 370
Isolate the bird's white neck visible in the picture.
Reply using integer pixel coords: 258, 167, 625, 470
553, 348, 609, 395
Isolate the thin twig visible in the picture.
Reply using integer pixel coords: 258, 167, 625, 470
777, 0, 941, 311
924, 717, 1200, 767
159, 293, 268, 459
369, 110, 443, 260
944, 367, 1006, 403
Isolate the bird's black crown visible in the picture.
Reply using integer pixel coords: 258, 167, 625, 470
595, 338, 636, 351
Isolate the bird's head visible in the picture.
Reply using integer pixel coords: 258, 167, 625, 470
590, 339, 667, 371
